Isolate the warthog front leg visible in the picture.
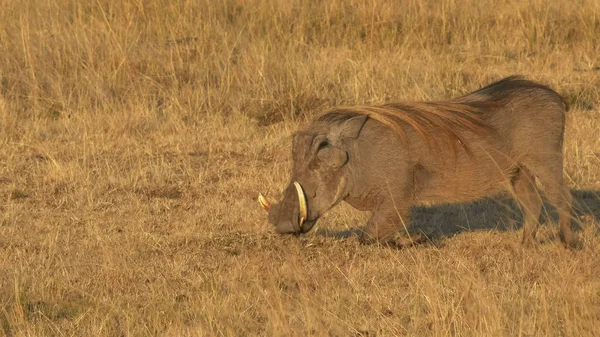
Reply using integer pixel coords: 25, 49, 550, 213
360, 204, 422, 247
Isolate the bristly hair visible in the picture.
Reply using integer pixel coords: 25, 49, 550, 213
318, 101, 492, 155
455, 75, 569, 111
317, 76, 566, 154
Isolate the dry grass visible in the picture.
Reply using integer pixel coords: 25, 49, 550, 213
1, 0, 600, 336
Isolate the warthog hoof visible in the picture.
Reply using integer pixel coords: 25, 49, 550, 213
560, 233, 583, 250
359, 232, 425, 248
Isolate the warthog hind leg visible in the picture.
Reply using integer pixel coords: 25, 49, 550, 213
521, 157, 579, 249
511, 167, 543, 246
542, 177, 577, 248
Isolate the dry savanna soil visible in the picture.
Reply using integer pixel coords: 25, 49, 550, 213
1, 0, 600, 336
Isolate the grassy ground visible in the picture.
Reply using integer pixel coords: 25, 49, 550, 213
1, 0, 600, 336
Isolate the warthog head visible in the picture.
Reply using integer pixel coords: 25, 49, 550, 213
258, 114, 368, 234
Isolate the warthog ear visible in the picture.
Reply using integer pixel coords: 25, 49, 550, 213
338, 115, 368, 140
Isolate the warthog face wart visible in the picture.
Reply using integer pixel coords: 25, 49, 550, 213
259, 115, 368, 234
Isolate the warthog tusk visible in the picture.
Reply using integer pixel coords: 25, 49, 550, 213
258, 193, 271, 212
293, 181, 307, 228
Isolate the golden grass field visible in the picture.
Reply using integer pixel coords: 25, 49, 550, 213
1, 0, 600, 336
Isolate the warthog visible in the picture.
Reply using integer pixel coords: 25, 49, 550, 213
258, 76, 577, 248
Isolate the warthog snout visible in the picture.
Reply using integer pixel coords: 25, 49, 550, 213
258, 181, 311, 234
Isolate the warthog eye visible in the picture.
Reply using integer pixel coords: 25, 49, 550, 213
317, 140, 329, 151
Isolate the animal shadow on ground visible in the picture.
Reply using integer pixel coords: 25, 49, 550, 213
315, 189, 600, 246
